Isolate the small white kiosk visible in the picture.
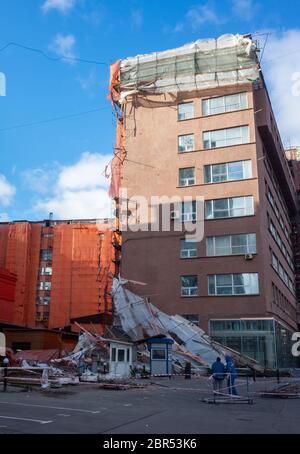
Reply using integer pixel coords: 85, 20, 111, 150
108, 339, 134, 379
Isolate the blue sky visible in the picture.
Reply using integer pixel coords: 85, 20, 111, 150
1, 0, 300, 221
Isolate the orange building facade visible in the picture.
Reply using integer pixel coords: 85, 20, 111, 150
0, 219, 115, 329
0, 266, 17, 323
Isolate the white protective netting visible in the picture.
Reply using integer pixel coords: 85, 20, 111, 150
119, 34, 259, 100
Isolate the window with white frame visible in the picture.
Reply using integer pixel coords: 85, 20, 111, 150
178, 134, 195, 152
204, 160, 252, 183
178, 102, 194, 121
40, 267, 52, 276
39, 281, 52, 291
208, 273, 259, 296
179, 167, 195, 186
203, 126, 249, 149
202, 92, 247, 116
207, 234, 256, 256
181, 275, 198, 297
205, 196, 254, 219
180, 239, 198, 258
181, 201, 197, 221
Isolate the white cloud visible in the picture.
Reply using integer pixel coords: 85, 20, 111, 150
57, 152, 108, 190
0, 213, 10, 222
36, 188, 111, 220
131, 9, 143, 29
186, 2, 225, 28
264, 30, 300, 147
0, 174, 16, 207
77, 70, 98, 94
49, 34, 76, 63
22, 164, 59, 194
34, 152, 112, 220
42, 0, 76, 14
231, 0, 257, 21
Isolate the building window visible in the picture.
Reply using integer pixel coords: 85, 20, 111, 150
40, 267, 52, 276
39, 281, 52, 291
179, 167, 195, 186
117, 349, 125, 362
203, 126, 249, 149
182, 201, 196, 221
268, 217, 293, 271
271, 253, 279, 271
42, 233, 54, 238
178, 102, 194, 121
208, 273, 259, 296
41, 249, 53, 261
111, 348, 116, 362
12, 342, 31, 352
182, 314, 200, 326
152, 349, 166, 360
181, 275, 198, 297
271, 251, 295, 294
205, 196, 254, 220
180, 240, 198, 258
36, 297, 51, 305
204, 160, 252, 184
178, 134, 194, 152
207, 234, 256, 256
202, 92, 247, 116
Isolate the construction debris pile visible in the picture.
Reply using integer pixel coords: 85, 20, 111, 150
0, 277, 268, 390
112, 278, 264, 374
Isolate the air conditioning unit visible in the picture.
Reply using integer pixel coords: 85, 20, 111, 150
170, 211, 180, 220
245, 253, 253, 261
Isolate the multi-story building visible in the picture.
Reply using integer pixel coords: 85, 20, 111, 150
109, 34, 298, 368
0, 267, 17, 323
286, 147, 300, 327
0, 218, 115, 329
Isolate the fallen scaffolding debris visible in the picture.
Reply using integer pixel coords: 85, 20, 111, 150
112, 277, 264, 373
203, 395, 254, 405
260, 381, 300, 399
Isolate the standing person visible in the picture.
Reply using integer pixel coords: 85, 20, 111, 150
2, 356, 9, 392
225, 355, 238, 396
211, 357, 225, 394
2, 356, 9, 367
184, 361, 192, 379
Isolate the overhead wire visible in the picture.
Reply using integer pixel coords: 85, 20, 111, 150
0, 106, 110, 132
0, 41, 108, 66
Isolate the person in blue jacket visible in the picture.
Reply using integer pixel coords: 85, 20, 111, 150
211, 357, 226, 393
225, 355, 238, 396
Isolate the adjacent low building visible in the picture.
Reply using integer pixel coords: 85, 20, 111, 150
0, 218, 115, 330
0, 267, 17, 323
